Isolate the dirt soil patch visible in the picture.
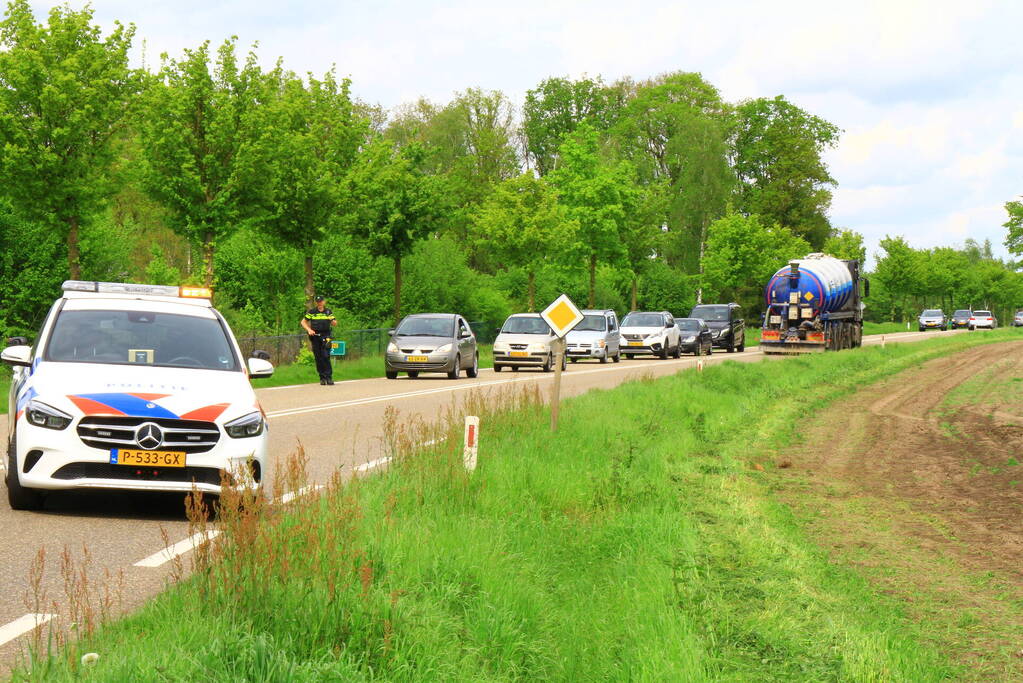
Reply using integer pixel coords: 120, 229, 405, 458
776, 340, 1023, 680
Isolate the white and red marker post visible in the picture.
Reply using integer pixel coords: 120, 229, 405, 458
463, 415, 479, 472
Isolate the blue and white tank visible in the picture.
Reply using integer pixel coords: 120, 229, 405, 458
765, 253, 855, 315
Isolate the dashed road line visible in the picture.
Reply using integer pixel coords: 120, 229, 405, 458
133, 530, 221, 568
278, 484, 324, 504
0, 613, 56, 647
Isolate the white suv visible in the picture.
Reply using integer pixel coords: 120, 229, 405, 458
2, 281, 274, 510
620, 311, 682, 359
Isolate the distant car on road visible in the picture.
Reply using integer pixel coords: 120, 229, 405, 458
970, 310, 996, 330
565, 309, 621, 364
1014, 311, 1023, 327
918, 309, 947, 331
690, 303, 745, 352
493, 313, 565, 372
620, 311, 682, 359
950, 310, 972, 329
385, 314, 479, 380
675, 318, 713, 356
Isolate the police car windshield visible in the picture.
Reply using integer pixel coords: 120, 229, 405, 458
574, 315, 606, 332
501, 317, 551, 335
622, 313, 664, 327
395, 317, 453, 337
45, 310, 238, 371
691, 305, 729, 321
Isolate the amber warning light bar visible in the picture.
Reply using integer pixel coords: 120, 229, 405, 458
62, 281, 212, 299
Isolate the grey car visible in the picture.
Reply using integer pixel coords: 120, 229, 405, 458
385, 314, 479, 379
565, 309, 621, 363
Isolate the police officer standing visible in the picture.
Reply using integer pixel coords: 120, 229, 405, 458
301, 295, 337, 385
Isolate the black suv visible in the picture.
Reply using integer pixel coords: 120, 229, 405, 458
689, 303, 745, 352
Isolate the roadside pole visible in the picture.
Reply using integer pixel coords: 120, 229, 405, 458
551, 338, 564, 430
540, 294, 584, 432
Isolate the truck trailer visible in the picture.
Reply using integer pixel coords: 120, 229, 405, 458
760, 253, 869, 354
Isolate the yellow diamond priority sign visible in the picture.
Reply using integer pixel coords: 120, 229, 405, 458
541, 294, 584, 338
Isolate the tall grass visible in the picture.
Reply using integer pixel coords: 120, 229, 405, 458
15, 330, 1017, 681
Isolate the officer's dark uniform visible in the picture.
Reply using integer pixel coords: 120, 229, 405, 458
304, 305, 336, 384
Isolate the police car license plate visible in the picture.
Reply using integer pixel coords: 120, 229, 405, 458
111, 449, 186, 467
406, 355, 429, 362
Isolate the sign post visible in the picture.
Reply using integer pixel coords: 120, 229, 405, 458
463, 415, 479, 472
540, 294, 584, 431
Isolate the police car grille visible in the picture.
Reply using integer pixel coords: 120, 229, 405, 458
51, 462, 222, 486
77, 417, 221, 454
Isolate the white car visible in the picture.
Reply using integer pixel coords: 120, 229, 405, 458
2, 281, 274, 510
619, 311, 682, 359
492, 313, 566, 372
969, 310, 996, 330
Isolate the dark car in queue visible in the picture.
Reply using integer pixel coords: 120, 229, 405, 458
676, 318, 712, 356
689, 303, 745, 352
950, 309, 972, 329
385, 314, 479, 379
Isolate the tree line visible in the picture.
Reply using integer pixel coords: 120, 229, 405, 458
1, 2, 1020, 342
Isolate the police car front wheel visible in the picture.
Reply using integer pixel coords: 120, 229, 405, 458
7, 438, 44, 511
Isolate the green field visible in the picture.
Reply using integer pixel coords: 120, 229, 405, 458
18, 329, 1019, 681
0, 369, 8, 414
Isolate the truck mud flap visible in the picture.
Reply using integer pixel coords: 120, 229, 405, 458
760, 341, 826, 355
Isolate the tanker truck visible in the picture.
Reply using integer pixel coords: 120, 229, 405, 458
760, 253, 869, 354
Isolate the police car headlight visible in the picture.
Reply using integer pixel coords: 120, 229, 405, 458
26, 400, 72, 430
387, 342, 398, 353
435, 343, 453, 354
225, 412, 265, 438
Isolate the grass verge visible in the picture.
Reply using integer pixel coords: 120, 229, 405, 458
0, 369, 8, 414
16, 330, 1018, 681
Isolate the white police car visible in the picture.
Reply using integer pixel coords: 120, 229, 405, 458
1, 281, 274, 510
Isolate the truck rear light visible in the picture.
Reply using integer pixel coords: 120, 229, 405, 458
808, 332, 825, 342
761, 330, 780, 340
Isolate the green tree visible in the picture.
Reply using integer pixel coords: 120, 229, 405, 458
872, 236, 923, 322
1005, 198, 1023, 256
732, 96, 840, 248
823, 229, 867, 264
700, 213, 811, 313
0, 0, 138, 279
621, 182, 668, 311
522, 76, 623, 176
472, 172, 574, 311
347, 140, 448, 324
259, 68, 366, 304
548, 123, 636, 308
612, 72, 733, 280
138, 38, 268, 287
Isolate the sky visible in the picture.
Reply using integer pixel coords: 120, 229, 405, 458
27, 0, 1023, 267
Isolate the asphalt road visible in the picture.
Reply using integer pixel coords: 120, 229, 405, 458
0, 329, 952, 666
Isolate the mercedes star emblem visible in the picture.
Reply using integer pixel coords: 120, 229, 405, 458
135, 423, 164, 450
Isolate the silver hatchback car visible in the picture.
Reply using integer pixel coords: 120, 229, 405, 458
385, 314, 479, 379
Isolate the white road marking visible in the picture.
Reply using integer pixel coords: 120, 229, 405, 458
354, 457, 391, 473
277, 484, 325, 504
0, 613, 56, 647
133, 530, 221, 568
266, 352, 763, 419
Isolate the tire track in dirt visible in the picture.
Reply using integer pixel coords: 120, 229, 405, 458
777, 340, 1023, 679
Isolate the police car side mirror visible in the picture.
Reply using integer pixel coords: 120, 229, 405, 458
251, 349, 271, 361
247, 357, 274, 378
1, 345, 32, 367
387, 328, 396, 336
6, 336, 28, 347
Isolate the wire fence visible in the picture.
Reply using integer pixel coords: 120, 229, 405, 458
238, 321, 501, 366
